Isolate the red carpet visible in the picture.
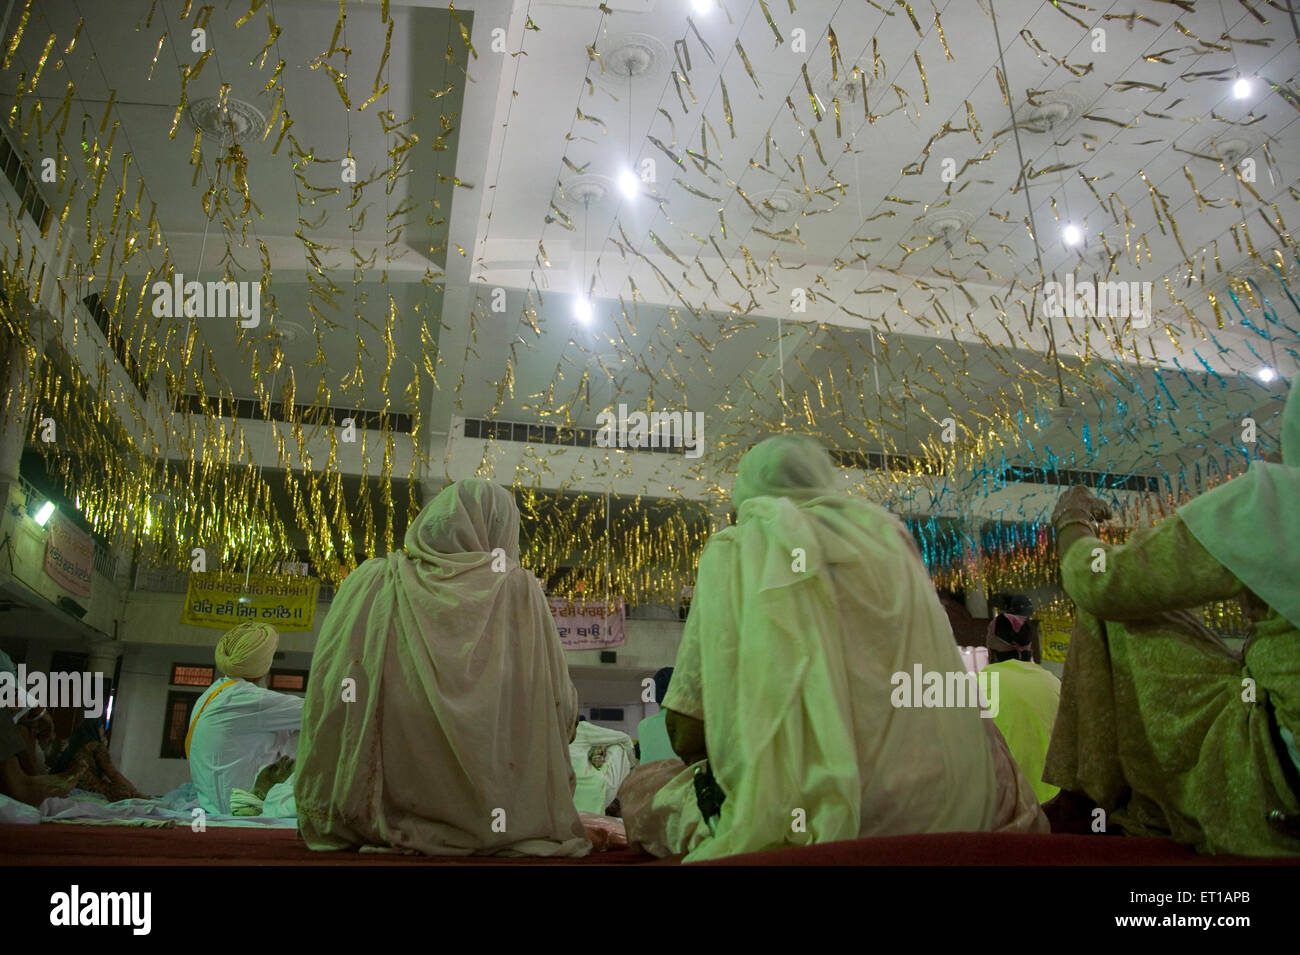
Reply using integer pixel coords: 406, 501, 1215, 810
692, 831, 1300, 866
0, 823, 663, 866
3, 823, 1297, 865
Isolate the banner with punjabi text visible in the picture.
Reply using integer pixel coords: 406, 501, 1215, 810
181, 572, 319, 632
549, 597, 626, 650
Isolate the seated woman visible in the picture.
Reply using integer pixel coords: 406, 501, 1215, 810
32, 707, 148, 803
1044, 379, 1300, 856
570, 719, 635, 815
619, 435, 1045, 861
982, 613, 1061, 804
294, 479, 589, 857
187, 622, 303, 816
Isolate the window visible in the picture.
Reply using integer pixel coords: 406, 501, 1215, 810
49, 650, 90, 674
160, 690, 200, 760
170, 663, 215, 687
267, 668, 308, 693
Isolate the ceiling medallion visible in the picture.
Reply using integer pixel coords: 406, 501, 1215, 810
813, 63, 873, 113
559, 175, 611, 208
598, 34, 668, 90
187, 97, 266, 146
751, 189, 803, 220
1013, 89, 1086, 134
923, 209, 973, 251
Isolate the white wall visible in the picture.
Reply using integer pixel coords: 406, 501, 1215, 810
569, 616, 683, 739
121, 590, 330, 654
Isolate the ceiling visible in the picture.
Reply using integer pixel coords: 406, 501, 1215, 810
437, 0, 1300, 483
1, 0, 1297, 508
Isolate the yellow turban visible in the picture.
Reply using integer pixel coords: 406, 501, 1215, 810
215, 622, 279, 679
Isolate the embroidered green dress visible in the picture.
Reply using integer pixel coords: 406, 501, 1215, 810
1045, 514, 1300, 856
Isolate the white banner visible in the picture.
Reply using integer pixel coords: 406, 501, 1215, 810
549, 598, 626, 650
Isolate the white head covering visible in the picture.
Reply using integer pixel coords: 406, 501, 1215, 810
665, 436, 1000, 860
1178, 378, 1300, 628
732, 434, 840, 509
215, 622, 278, 679
294, 478, 588, 857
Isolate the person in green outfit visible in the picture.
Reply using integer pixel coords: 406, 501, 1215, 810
1045, 377, 1300, 856
982, 612, 1061, 804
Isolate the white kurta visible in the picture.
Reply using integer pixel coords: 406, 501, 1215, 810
187, 678, 303, 815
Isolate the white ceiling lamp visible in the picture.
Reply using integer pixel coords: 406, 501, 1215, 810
574, 297, 593, 324
618, 168, 639, 200
1233, 76, 1253, 99
1062, 223, 1083, 246
691, 0, 712, 15
1257, 366, 1277, 383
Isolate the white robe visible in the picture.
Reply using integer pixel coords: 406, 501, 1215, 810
187, 678, 303, 815
293, 479, 589, 857
660, 494, 1005, 860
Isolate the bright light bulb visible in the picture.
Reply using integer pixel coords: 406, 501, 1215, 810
692, 0, 711, 14
1233, 77, 1252, 99
618, 169, 639, 199
1062, 224, 1082, 246
34, 501, 55, 526
1257, 366, 1277, 383
574, 297, 593, 324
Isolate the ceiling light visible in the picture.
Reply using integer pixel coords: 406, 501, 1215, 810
1062, 224, 1083, 246
33, 501, 55, 526
618, 169, 639, 199
691, 0, 711, 14
1257, 366, 1277, 383
574, 298, 593, 324
1233, 77, 1252, 99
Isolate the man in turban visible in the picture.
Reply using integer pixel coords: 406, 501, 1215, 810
187, 622, 303, 816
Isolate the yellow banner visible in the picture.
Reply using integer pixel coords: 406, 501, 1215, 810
181, 572, 319, 632
1039, 613, 1074, 664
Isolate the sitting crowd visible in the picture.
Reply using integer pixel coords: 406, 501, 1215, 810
4, 379, 1298, 859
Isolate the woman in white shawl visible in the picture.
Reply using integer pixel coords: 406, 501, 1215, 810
570, 720, 635, 814
620, 435, 1044, 861
294, 479, 589, 857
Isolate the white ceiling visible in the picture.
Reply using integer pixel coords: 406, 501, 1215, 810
2, 0, 1297, 492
